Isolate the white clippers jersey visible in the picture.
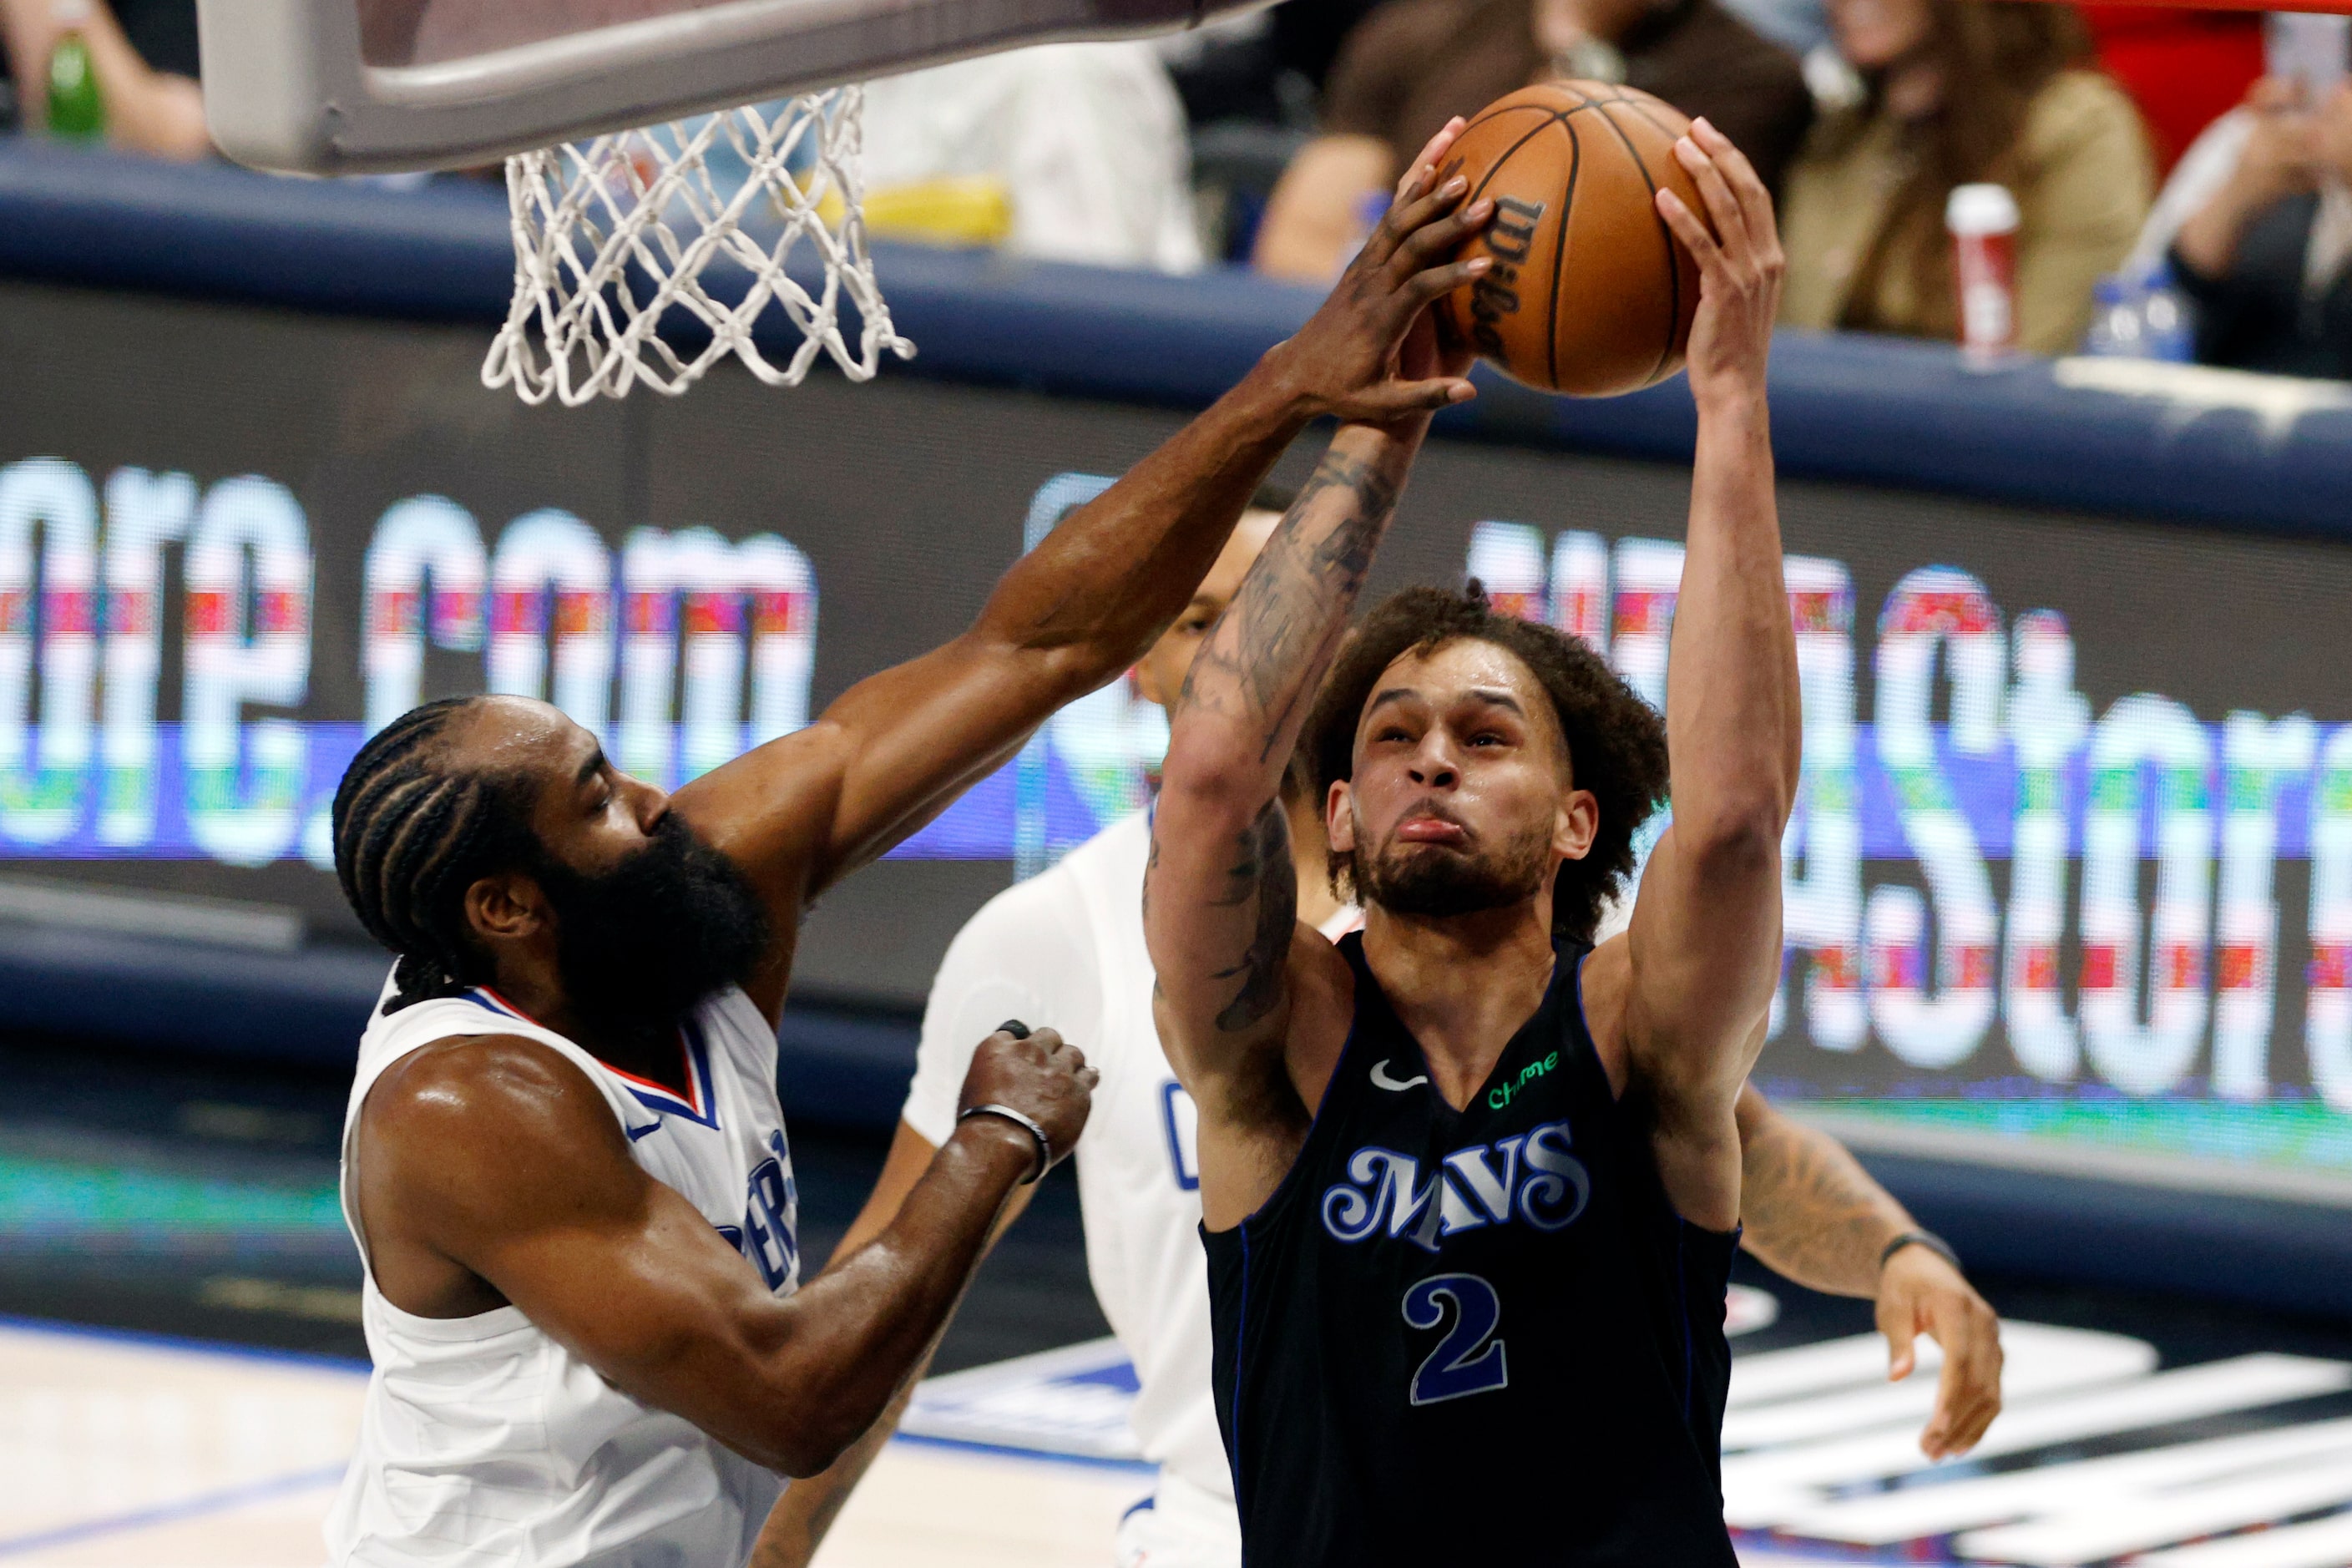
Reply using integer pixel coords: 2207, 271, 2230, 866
904, 811, 1233, 1526
326, 979, 799, 1568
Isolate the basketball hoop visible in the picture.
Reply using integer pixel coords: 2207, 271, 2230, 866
483, 89, 915, 407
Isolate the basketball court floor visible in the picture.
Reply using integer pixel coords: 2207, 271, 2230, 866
8, 1032, 2352, 1568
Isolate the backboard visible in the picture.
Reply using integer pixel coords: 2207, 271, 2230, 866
195, 0, 1266, 175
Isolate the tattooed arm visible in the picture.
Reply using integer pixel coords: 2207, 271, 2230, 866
1736, 1083, 1908, 1292
1146, 145, 1489, 1233
1146, 427, 1433, 1231
1737, 1085, 2004, 1458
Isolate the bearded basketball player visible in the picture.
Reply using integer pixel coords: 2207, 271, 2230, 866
317, 123, 1499, 1568
751, 501, 2000, 1565
1146, 118, 1792, 1565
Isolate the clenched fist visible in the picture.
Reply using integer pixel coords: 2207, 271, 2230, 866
957, 1024, 1098, 1178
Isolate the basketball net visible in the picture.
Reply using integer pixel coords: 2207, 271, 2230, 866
483, 89, 915, 406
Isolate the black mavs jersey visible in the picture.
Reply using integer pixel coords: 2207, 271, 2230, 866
1204, 933, 1738, 1567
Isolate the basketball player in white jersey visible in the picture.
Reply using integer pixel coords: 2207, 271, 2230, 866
319, 125, 1503, 1568
751, 511, 2003, 1566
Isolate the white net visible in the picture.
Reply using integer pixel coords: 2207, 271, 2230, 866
484, 88, 914, 406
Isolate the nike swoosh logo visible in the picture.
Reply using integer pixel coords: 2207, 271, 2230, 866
625, 1121, 662, 1141
1369, 1059, 1429, 1092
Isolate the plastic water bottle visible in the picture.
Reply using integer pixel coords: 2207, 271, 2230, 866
2081, 265, 2196, 362
2137, 261, 2195, 362
46, 0, 104, 141
2082, 275, 2144, 358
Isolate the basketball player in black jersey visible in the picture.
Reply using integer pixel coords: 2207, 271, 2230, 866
1146, 116, 1788, 1565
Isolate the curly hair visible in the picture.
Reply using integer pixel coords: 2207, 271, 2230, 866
1303, 584, 1669, 944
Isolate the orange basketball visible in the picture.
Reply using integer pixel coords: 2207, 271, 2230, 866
1434, 83, 1706, 397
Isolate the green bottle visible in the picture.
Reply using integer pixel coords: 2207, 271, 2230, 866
46, 0, 104, 141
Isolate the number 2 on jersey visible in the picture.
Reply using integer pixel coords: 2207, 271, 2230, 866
1403, 1272, 1509, 1405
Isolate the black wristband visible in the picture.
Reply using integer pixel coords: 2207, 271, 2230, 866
1879, 1229, 1961, 1275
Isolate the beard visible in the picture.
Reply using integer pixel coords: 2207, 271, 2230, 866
1351, 803, 1553, 919
529, 816, 772, 1035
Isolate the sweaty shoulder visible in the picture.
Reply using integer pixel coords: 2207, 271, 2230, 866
362, 1034, 640, 1224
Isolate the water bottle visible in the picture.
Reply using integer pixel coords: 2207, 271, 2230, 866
46, 0, 104, 141
2081, 265, 2197, 362
2082, 275, 2145, 358
2137, 261, 2196, 362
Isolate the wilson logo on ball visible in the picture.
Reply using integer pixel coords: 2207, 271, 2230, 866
1438, 81, 1704, 397
1466, 196, 1547, 362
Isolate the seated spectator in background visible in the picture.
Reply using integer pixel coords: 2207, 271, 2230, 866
1725, 0, 1828, 57
1, 0, 208, 158
1778, 0, 2149, 356
857, 43, 1202, 274
1252, 0, 1811, 280
2171, 76, 2352, 380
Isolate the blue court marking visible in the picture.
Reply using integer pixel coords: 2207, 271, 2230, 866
892, 1431, 1157, 1475
0, 1463, 349, 1559
0, 1309, 371, 1373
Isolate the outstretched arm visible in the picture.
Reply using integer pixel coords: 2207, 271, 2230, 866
676, 127, 1490, 1020
1601, 119, 1799, 1229
1737, 1086, 2003, 1458
1147, 424, 1432, 1230
1148, 159, 1485, 1227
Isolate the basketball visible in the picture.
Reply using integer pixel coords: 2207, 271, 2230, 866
1434, 82, 1707, 397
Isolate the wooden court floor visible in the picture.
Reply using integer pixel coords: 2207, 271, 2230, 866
10, 1313, 2352, 1568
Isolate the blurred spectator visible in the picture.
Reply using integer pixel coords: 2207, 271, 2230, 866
1778, 0, 2149, 356
0, 0, 208, 157
1251, 0, 1811, 281
1722, 0, 1828, 57
2079, 6, 2263, 175
858, 43, 1202, 273
2170, 77, 2352, 379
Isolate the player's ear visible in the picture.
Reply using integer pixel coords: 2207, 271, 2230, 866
1131, 659, 1166, 710
1555, 788, 1599, 862
466, 872, 548, 945
1327, 780, 1358, 853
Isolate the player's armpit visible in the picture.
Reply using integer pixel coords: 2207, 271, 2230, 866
357, 1034, 1040, 1478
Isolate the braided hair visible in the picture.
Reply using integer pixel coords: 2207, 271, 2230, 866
331, 696, 539, 1012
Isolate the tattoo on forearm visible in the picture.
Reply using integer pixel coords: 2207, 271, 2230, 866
1176, 449, 1403, 756
1741, 1118, 1905, 1296
1211, 802, 1297, 1033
